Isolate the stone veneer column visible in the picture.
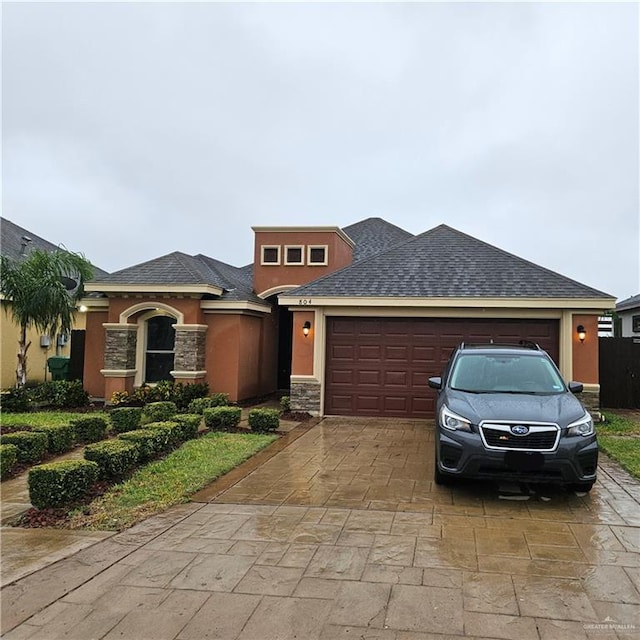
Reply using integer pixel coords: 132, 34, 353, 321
100, 323, 138, 397
290, 377, 321, 416
171, 324, 207, 380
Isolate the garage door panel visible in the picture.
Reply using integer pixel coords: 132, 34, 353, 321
325, 317, 559, 418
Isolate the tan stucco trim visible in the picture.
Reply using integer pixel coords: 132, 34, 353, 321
259, 285, 300, 299
582, 383, 600, 392
77, 297, 109, 309
279, 295, 615, 310
200, 301, 271, 314
290, 374, 322, 383
85, 283, 224, 296
252, 226, 356, 248
119, 302, 184, 324
100, 369, 136, 378
103, 323, 139, 331
171, 370, 207, 379
173, 324, 208, 332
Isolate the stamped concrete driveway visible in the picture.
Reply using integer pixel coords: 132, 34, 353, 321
2, 417, 639, 639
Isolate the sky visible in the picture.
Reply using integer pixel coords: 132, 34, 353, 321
3, 1, 639, 301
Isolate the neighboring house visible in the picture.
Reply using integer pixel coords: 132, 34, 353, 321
0, 218, 107, 389
81, 217, 615, 418
615, 294, 640, 337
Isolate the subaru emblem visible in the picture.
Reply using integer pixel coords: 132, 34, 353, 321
511, 425, 529, 436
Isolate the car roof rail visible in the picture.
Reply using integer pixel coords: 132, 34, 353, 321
518, 340, 541, 350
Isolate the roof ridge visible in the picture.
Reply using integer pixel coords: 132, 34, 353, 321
429, 225, 612, 298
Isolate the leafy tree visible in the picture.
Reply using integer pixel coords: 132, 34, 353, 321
1, 248, 94, 387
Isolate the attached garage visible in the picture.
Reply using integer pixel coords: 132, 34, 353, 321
324, 317, 560, 418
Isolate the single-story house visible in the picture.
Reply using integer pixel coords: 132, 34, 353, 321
82, 218, 615, 417
615, 294, 640, 337
0, 217, 107, 388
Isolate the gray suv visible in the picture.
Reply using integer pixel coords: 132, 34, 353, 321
428, 343, 597, 492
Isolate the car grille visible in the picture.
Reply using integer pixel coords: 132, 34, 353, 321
480, 423, 559, 452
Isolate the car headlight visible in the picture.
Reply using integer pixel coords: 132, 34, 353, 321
440, 406, 472, 432
567, 413, 594, 437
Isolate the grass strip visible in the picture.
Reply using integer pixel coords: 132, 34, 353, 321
0, 411, 108, 427
598, 412, 639, 480
68, 431, 277, 531
598, 436, 640, 480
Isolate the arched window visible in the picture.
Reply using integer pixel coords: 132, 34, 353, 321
145, 316, 175, 382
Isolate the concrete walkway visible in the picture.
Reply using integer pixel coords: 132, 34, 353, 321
2, 417, 639, 639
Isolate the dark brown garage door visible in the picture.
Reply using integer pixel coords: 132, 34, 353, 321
325, 317, 559, 418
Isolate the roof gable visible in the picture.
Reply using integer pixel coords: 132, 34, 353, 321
1, 217, 108, 276
342, 217, 413, 262
289, 224, 613, 300
616, 294, 640, 312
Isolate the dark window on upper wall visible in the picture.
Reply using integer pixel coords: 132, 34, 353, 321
285, 246, 304, 265
633, 315, 640, 333
308, 246, 327, 265
262, 246, 280, 265
145, 316, 175, 383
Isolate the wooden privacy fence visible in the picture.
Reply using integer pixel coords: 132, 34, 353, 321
599, 337, 640, 408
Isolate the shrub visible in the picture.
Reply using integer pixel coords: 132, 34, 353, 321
70, 416, 108, 443
171, 382, 210, 410
0, 387, 32, 412
118, 429, 168, 461
248, 408, 280, 433
187, 396, 213, 414
0, 431, 48, 463
31, 424, 75, 454
32, 380, 89, 408
84, 440, 139, 479
109, 407, 143, 433
203, 406, 242, 431
143, 401, 177, 423
28, 460, 98, 509
210, 393, 230, 407
280, 395, 291, 413
0, 444, 19, 478
144, 421, 183, 448
173, 414, 202, 440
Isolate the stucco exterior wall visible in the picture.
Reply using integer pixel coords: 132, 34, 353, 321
1, 303, 76, 389
572, 314, 599, 384
253, 230, 353, 295
291, 310, 315, 376
83, 310, 107, 397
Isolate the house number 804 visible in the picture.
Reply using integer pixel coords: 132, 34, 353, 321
298, 299, 312, 305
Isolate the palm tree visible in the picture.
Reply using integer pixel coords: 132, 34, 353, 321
1, 248, 94, 387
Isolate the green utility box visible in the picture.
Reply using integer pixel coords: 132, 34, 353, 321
47, 357, 71, 381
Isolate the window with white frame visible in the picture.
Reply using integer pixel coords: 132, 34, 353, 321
261, 246, 281, 265
307, 245, 328, 265
285, 245, 304, 265
144, 316, 175, 382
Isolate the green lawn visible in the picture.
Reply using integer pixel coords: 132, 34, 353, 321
599, 412, 640, 480
68, 431, 277, 531
1, 411, 108, 427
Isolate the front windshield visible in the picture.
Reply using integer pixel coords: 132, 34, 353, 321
449, 353, 566, 394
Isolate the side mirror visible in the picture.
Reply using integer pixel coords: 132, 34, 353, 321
568, 381, 583, 394
428, 377, 442, 390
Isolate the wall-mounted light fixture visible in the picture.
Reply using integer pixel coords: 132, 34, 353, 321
576, 325, 586, 343
302, 321, 311, 338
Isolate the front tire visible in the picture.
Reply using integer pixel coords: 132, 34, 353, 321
568, 482, 595, 493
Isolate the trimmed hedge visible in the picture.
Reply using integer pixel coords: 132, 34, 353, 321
248, 408, 280, 433
143, 401, 177, 423
144, 421, 183, 448
173, 414, 202, 440
109, 407, 143, 433
31, 424, 75, 454
0, 444, 19, 478
0, 431, 48, 463
70, 416, 109, 443
28, 460, 98, 509
188, 394, 230, 414
203, 406, 242, 431
118, 429, 168, 461
84, 440, 139, 479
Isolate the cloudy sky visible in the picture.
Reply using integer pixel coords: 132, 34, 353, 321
3, 2, 638, 301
